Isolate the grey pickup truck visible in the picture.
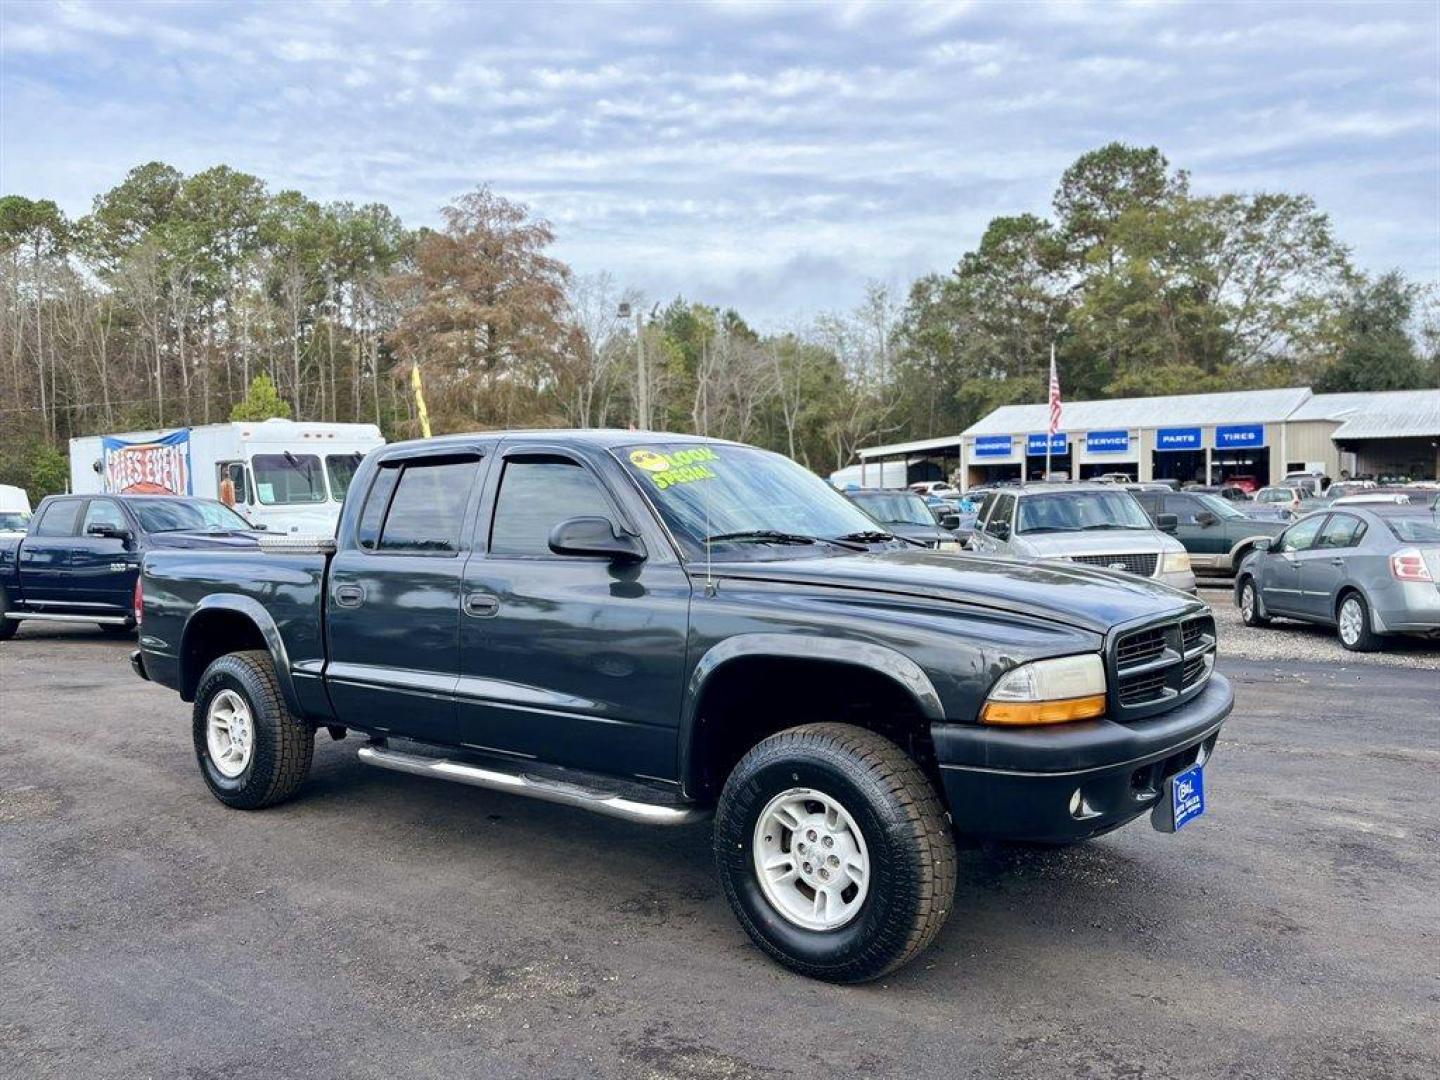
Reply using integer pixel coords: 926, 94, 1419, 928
134, 431, 1232, 982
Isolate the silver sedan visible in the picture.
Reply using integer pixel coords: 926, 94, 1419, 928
1234, 505, 1440, 651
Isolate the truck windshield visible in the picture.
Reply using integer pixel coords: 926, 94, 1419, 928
129, 498, 254, 533
1194, 494, 1246, 520
616, 442, 887, 559
326, 454, 362, 502
0, 511, 30, 530
252, 453, 326, 505
1016, 491, 1153, 533
849, 492, 935, 526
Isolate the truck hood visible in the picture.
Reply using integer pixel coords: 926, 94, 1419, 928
714, 550, 1199, 634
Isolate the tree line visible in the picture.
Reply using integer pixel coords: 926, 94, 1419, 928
2, 143, 1435, 496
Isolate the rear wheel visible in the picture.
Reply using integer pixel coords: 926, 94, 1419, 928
1238, 578, 1269, 627
192, 650, 314, 809
0, 589, 15, 641
714, 723, 956, 983
1336, 591, 1379, 652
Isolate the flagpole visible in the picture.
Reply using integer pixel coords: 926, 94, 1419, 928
1045, 342, 1054, 481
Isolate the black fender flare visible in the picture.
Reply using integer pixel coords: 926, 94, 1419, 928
179, 593, 301, 714
677, 633, 945, 796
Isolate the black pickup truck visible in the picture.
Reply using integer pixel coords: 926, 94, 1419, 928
134, 431, 1232, 981
0, 493, 257, 639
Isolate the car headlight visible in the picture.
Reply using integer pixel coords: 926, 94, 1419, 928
980, 654, 1107, 726
1161, 551, 1191, 574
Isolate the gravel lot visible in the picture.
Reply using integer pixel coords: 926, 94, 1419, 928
2, 623, 1437, 1080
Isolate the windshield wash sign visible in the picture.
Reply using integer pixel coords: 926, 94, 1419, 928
1085, 430, 1130, 454
1156, 427, 1202, 452
973, 435, 1014, 458
1026, 433, 1068, 457
1215, 424, 1265, 449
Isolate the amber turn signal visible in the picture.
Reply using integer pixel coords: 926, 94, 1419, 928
980, 693, 1107, 726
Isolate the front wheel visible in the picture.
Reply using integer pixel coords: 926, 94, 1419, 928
714, 723, 957, 983
1336, 592, 1379, 652
192, 650, 314, 809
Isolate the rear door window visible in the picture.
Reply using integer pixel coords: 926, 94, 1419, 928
1317, 513, 1366, 549
361, 457, 478, 554
34, 500, 82, 537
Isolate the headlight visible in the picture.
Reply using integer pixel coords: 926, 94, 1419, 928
980, 654, 1107, 726
1161, 551, 1191, 574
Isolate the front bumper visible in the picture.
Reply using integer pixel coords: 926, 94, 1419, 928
932, 673, 1232, 843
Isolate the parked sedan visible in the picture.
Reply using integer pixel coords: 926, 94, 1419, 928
1234, 506, 1440, 651
1133, 490, 1287, 576
1254, 486, 1305, 517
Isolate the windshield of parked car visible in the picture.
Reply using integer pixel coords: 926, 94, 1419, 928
850, 491, 935, 526
616, 442, 890, 559
129, 498, 254, 533
1384, 514, 1440, 542
1194, 494, 1246, 520
252, 453, 326, 505
326, 453, 362, 502
0, 511, 30, 530
1256, 487, 1293, 504
1016, 490, 1153, 533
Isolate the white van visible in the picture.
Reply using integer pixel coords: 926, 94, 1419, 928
0, 484, 31, 533
69, 420, 386, 534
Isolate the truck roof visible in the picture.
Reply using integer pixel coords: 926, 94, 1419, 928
379, 429, 738, 455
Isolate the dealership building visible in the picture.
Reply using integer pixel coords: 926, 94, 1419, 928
851, 387, 1440, 491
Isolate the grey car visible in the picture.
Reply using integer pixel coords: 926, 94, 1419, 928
968, 484, 1197, 593
845, 489, 963, 551
1234, 506, 1440, 651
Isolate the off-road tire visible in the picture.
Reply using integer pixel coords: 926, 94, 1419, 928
193, 650, 314, 809
1238, 577, 1269, 627
714, 722, 957, 983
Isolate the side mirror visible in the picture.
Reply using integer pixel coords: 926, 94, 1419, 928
548, 516, 646, 564
940, 513, 961, 531
1252, 538, 1272, 552
990, 521, 1010, 541
87, 523, 132, 542
1196, 511, 1218, 527
1155, 513, 1179, 534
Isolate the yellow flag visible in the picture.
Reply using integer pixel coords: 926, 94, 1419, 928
410, 362, 431, 438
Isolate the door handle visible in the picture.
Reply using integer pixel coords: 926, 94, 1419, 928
333, 584, 365, 608
463, 592, 500, 618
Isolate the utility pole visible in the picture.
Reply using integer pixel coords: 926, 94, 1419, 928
619, 301, 650, 430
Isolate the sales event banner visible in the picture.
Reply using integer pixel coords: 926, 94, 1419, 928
103, 430, 192, 495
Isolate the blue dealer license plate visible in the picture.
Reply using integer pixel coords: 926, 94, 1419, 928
1170, 764, 1205, 830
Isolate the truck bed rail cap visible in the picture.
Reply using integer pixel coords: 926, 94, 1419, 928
256, 534, 337, 555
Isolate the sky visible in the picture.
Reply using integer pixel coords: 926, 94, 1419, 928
2, 0, 1437, 328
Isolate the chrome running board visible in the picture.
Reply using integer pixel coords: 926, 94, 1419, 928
3, 612, 130, 625
357, 745, 709, 826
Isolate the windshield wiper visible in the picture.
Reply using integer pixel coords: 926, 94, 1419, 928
1081, 523, 1147, 530
1020, 525, 1082, 534
704, 530, 820, 546
832, 530, 896, 546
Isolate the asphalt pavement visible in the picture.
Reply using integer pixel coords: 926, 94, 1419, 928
1, 623, 1437, 1080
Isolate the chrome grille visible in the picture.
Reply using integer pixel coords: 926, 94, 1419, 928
1111, 611, 1217, 720
1071, 552, 1159, 577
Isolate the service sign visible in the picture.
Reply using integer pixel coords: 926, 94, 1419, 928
1215, 424, 1265, 449
1085, 430, 1130, 454
1026, 433, 1068, 457
973, 435, 1014, 459
1156, 427, 1202, 452
102, 430, 192, 495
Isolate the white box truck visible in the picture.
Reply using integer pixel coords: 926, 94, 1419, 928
69, 419, 386, 534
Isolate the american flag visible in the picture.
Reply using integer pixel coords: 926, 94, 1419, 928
1047, 351, 1062, 436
